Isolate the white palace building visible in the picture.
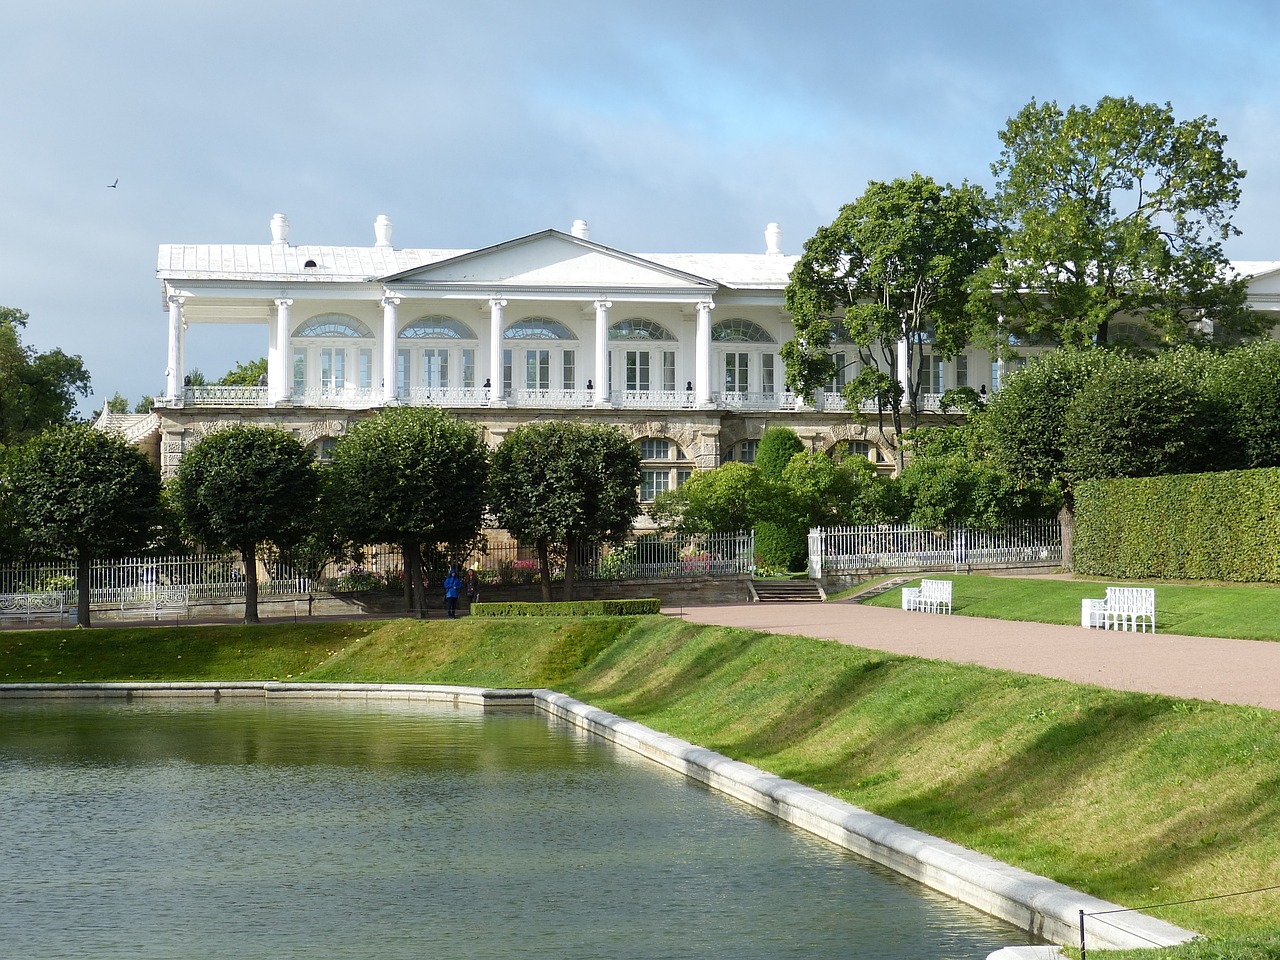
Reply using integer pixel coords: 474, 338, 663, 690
108, 213, 1280, 507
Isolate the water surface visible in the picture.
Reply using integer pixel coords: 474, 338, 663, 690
0, 699, 1031, 959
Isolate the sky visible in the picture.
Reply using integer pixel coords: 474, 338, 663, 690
3, 0, 1280, 413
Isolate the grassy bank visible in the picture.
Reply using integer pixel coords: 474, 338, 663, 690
864, 574, 1280, 642
3, 615, 1278, 954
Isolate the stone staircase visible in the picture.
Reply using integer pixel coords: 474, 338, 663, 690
841, 576, 914, 603
751, 579, 824, 602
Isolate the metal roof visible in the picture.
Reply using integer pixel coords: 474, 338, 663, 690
158, 240, 800, 290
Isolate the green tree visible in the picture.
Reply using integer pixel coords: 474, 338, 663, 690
895, 454, 1058, 530
754, 427, 804, 478
218, 358, 268, 386
1172, 341, 1280, 470
5, 424, 162, 626
650, 462, 763, 536
172, 425, 318, 623
784, 174, 999, 472
489, 421, 641, 600
979, 349, 1120, 491
0, 307, 92, 448
782, 451, 896, 528
751, 427, 807, 571
1061, 354, 1214, 482
326, 408, 489, 616
978, 349, 1119, 567
985, 96, 1257, 348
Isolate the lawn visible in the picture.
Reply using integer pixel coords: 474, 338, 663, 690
863, 573, 1280, 642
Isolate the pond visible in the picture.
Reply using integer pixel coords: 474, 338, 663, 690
0, 699, 1033, 959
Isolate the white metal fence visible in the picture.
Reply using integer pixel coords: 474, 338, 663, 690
1, 533, 757, 606
0, 555, 310, 605
807, 521, 1061, 577
581, 531, 755, 580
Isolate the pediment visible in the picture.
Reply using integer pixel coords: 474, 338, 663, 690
382, 230, 716, 291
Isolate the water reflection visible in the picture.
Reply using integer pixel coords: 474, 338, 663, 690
0, 699, 1029, 959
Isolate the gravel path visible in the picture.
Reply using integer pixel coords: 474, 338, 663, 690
670, 601, 1280, 710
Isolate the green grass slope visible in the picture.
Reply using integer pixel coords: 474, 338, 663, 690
2, 614, 1278, 955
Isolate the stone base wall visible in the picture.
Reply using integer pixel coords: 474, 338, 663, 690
81, 575, 752, 624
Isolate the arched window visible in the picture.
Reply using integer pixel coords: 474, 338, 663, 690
503, 318, 577, 396
722, 439, 759, 464
829, 439, 877, 465
713, 319, 778, 399
610, 318, 675, 341
711, 318, 775, 343
292, 314, 374, 398
295, 314, 373, 338
609, 319, 679, 398
636, 437, 693, 502
504, 318, 577, 341
400, 316, 478, 340
396, 316, 479, 397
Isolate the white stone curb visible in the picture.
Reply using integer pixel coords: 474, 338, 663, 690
1, 682, 1197, 954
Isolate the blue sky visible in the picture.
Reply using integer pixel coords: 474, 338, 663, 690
3, 0, 1279, 411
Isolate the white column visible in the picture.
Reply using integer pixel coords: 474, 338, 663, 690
488, 298, 507, 403
695, 300, 714, 406
272, 298, 292, 403
896, 331, 910, 407
593, 299, 611, 406
381, 295, 400, 404
165, 295, 184, 401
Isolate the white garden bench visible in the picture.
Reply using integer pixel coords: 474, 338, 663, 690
902, 578, 952, 614
120, 584, 191, 620
0, 592, 65, 624
1082, 586, 1155, 633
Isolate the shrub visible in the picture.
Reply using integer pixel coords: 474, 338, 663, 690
470, 599, 661, 617
1074, 468, 1280, 581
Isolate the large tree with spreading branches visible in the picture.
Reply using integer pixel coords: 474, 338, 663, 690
983, 95, 1257, 348
783, 174, 999, 472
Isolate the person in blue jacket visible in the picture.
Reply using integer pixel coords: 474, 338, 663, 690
443, 566, 463, 619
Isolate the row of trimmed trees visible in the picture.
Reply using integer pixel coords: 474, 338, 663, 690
0, 410, 642, 626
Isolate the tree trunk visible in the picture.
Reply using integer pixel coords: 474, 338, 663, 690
404, 540, 427, 617
1058, 497, 1076, 573
76, 548, 92, 628
563, 534, 576, 601
537, 538, 552, 602
243, 542, 260, 624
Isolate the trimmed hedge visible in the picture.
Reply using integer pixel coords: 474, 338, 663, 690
1074, 468, 1280, 581
470, 599, 662, 617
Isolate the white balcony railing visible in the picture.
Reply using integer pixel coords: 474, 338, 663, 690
182, 384, 268, 406
610, 389, 693, 409
159, 384, 961, 416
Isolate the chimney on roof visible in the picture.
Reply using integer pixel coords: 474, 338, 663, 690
765, 222, 783, 256
270, 213, 289, 245
571, 219, 590, 240
374, 214, 393, 248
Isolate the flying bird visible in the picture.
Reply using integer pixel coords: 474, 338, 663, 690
108, 178, 118, 188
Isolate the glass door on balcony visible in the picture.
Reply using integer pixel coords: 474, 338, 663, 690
320, 348, 347, 393
525, 349, 550, 390
424, 349, 450, 390
723, 352, 749, 393
625, 350, 650, 392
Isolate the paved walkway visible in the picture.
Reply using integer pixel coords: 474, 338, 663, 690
671, 601, 1280, 710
